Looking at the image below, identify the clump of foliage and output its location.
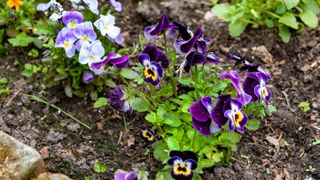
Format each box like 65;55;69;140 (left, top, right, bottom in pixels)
212;0;320;42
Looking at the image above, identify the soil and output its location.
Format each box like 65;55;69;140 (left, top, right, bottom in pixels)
0;0;319;179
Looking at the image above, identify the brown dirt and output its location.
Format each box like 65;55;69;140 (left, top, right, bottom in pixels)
0;0;319;179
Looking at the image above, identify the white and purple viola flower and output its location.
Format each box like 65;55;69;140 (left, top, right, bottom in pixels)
94;14;123;44
69;0;99;15
36;0;64;21
114;169;137;180
82;71;94;84
108;86;132;113
62;11;83;29
55;28;77;58
73;22;97;51
168;151;198;180
79;40;105;65
90;52;129;75
219;70;252;105
224;99;249;133
109;0;122;12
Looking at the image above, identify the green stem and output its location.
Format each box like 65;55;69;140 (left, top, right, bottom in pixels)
22;93;91;129
265;11;281;19
192;129;197;151
163;32;167;54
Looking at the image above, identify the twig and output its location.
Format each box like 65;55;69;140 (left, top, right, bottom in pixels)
281;91;295;112
6;87;23;106
22;93;91;129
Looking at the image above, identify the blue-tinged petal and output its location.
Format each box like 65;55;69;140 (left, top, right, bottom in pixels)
83;0;99;14
210;121;221;133
109;0;122;12
36;3;51;11
62;11;83;28
143;15;170;39
185;159;197;170
115;33;124;44
124;171;137;180
201;96;213;112
192;118;211;136
90;52;116;70
206;52;220;63
211;95;230;127
168;156;181;166
189;98;210;122
137;54;150;66
64;46;76;58
243;77;259;102
157;50;169;69
174;27;203;54
142;45;159;62
90;40;105;58
83;72;94;84
110;55;129;68
150;61;163;78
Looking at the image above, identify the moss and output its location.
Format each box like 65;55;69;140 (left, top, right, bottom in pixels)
0;143;17;164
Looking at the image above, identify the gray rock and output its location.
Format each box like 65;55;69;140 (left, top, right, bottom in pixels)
36;172;72;180
0;131;45;179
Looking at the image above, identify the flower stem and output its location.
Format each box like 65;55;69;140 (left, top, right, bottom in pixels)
192;129;197;151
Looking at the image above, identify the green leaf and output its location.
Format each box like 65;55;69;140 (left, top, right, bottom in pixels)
279;13;299;29
120;68;139;79
267;104;277;114
27;49;39;58
198;159;215;169
163;112;181;127
152;141;170;162
145;112;157;123
166;136;180;150
298;101;310;112
64;85;73;98
211;152;224;163
212;4;235;21
228;20;248;37
132;98;149;112
303;0;320;14
93;161;107;173
8;33;34;47
178;77;193;87
245;119;261;131
156;171;173;180
284;0;300;9
265;19;275;28
0;78;8;85
278;25;291;43
93;97;108;108
218;132;241;149
300;9;318;28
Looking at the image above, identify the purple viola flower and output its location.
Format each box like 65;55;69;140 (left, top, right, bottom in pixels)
141;128;157;143
224;99;249;133
90;52;129;73
109;0;122;12
108;86;132;113
138;45;169;69
83;72;94;84
206;52;220;63
174;27;203;54
114;169;137;180
189;96;222;136
144;14;172;40
83;0;99;14
219;70;252;105
138;54;163;86
229;53;249;66
168;151;198;180
73;22;97;51
182;50;220;74
211;94;231;129
62;11;83;28
79;40;105;65
243;72;271;106
55;28;77;58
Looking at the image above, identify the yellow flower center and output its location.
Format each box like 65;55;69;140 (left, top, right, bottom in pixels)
142;130;154;141
89;54;94;61
234;111;244;127
262;88;268;97
63;42;69;48
69;21;77;28
83;35;88;42
7;0;23;11
103;25;109;30
173;164;191;176
144;67;157;81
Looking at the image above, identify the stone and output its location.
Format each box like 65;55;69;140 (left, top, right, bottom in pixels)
0;131;46;179
36;172;72;180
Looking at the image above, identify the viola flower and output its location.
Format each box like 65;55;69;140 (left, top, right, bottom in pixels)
144;14;172;39
73;22;97;51
94;14;122;43
109;0;122;12
229;53;249;66
139;45;169;69
90;52;129;74
138;54;163;86
173;60;187;78
108;86;132;113
83;72;94;84
224;99;248;133
79;40;105;65
83;0;99;14
189;96;223;136
219;70;252;105
62;11;83;28
206;52;220;63
211;94;231;129
141;128;157;143
168;151;198;180
243;72;271;106
37;0;62;12
55;28;77;58
114;169;137;180
7;0;23;11
174;27;203;54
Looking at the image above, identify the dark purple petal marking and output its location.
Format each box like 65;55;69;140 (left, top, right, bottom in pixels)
189;98;210;122
192;118;211;136
137;53;150;66
110;55;129;68
211;95;230;127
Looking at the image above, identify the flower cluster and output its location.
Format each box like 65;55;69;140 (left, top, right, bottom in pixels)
53;10;127;76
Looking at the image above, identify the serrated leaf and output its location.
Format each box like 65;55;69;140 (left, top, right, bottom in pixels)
93;161;107;173
120;68;139;79
284;0;300;9
212;4;235;21
300;9;318;28
198;159;215;169
279;13;299;29
166;136;180;150
132;98;149;112
94;97;108;108
8;33;34;47
218;132;241;148
245;119;261;131
153;141;170;162
228;20;248;37
163;112;181;127
145;112;157;123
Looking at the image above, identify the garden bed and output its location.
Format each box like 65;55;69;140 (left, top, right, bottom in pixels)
0;0;319;179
